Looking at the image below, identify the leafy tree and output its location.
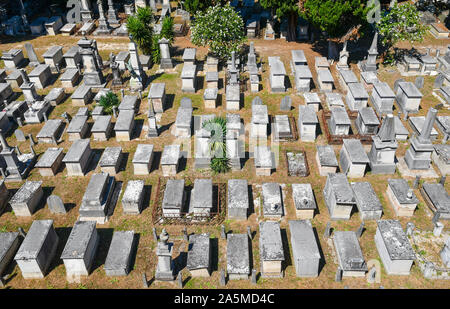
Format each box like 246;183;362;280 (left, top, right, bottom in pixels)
376;2;429;64
127;7;153;55
302;0;370;58
98;92;120;115
183;0;227;15
191;4;246;61
152;16;175;64
259;0;301;42
202;117;230;174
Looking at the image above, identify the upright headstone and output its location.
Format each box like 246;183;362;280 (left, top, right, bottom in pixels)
367;266;377;283
356;222;365;238
251;269;257;284
335;267;343;282
47;195;66;214
128;35;146;90
142;273;148;288
280;96;292;111
107;0;120;26
177;272;183;288
247;226;252;240
221;225;226;239
415;76;424;89
220;269;226;286
406;222;415;236
439;176;446;186
423;262;434;278
433;222;444;237
24;43;40;67
15;129;25;142
323;222;332;238
152;227;158;241
413;175;421;189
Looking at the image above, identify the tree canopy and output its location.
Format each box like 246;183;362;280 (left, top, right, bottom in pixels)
190;4;246;61
183;0;227;15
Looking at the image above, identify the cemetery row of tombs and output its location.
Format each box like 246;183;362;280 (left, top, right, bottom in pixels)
0;30;450;286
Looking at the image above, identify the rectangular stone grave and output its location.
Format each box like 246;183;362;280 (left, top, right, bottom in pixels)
269;57;286;93
44;88;65;106
394;116;409;140
162;179;185;218
340;139;370;178
174;106;192;137
0;232;20;276
323;173;355;220
44;16;63;35
226;84;240;111
115;51;130;70
28;64;52;89
181;63;197;93
286;152;308;177
0;181;9;215
206;55;219;72
204;88;218;109
421;183;450;220
3;100;28;121
329;106;351;135
62;139;93;176
161;144;180;176
182;48;196;64
429;22;449;39
386;179;419;217
114;110;135;141
294;66;312;93
408;116;438;141
396;82;423;114
419;54;438;75
132;144;154;175
273;115;292;142
292;183;316;219
289;220;321;277
333;231;367;277
104;231;135;276
298;105;318;141
375;220;415;275
432;144;450;176
227;179;249;220
227;234;250;280
187;233;211;277
5;70;23;88
76;107;89;117
325;92;344;108
0;83;13;103
262;183;283;219
36;119;63;144
71;85;93;106
35;147;64;177
316;145;338;176
251;104;269;138
360;71;379;89
60;23;77;36
24;100;51;124
60;68;80;88
148;83;166;113
14;220;59;279
315;56;329;71
99;146;123;175
346;83;369;111
351;181;383;220
92;106;104;121
78;22;95;35
317;69;334;92
79;173;116;224
91;115;113;141
2;49;25;69
61;221;98;279
42;46;63;71
206;71;219;89
190;179;213;216
9;181;43;217
67;116;89;141
254;146;273;176
259;221;284;278
119;95;139;114
339;69;358;91
355;107;380;135
371;82;395;115
122;180;145;215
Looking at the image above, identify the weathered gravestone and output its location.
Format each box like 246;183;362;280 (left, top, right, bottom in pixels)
47;195;66;214
15;129;25;142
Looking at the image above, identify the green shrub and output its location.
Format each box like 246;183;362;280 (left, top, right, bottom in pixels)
99;92;120;115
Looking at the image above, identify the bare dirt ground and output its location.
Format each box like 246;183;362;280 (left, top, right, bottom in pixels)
0;25;449;289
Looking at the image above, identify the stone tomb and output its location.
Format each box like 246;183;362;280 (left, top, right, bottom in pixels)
119;95;139;114
273;114;292;142
0;181;9;215
44;88;65;106
62;139;93;176
91;115;113;141
329;106;351;136
42;46;63;72
419;54;439;75
1;49;25;69
115;51;130;70
346;83;369;111
226;84;240;111
317;69;334;92
441;237;450;268
294;65;313;93
395;82;423;114
326;92;345;108
122;180;145;215
79;173;116;224
71;85;93;106
338;69;358;92
36;119;64;144
333;231;367;277
360;71;379;89
114;110;135;141
44;16;63;36
316;145;339;176
92;106;104;121
323;173;355;220
315;56;329;71
0;83;13;104
67;116;89;141
35;147;64;177
5;70;23;88
148;83;166;114
286;152;308;177
14;220;59;279
132;144;154;175
254;146;273;176
61;221;99;281
0;232;20;277
182;48;196;65
371;82;396;115
174;104;192;137
339;139;370;178
206;71;219;89
262;183;283;219
162;179;185;218
268;57;286;93
203;88;218;109
421;183;450;221
227;179;249;220
9;181;43;217
289;220;321;277
3;100;28;122
292;183;316;219
181;63;197;93
303;92;321;112
227;234;250;280
432;144;450;176
259;221;284;278
190;179;213;217
298;105;318;141
394;116;409;141
99;146;122;175
206;55;219;72
161;144;180;176
408;116;438;141
24;100;51;124
60;23;77;36
355;107;380;135
251;104;269;138
386;179;419;217
104;230;136;276
187;233;211;277
351;181;383;220
60;68;80;88
28;64;52;89
375;220;415;275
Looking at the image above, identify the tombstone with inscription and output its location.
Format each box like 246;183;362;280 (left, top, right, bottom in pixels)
386;179;419;217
